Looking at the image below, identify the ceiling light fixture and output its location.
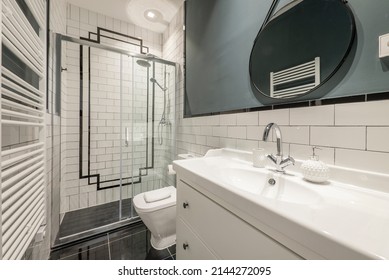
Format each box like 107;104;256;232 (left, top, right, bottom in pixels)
144;9;166;24
147;11;156;19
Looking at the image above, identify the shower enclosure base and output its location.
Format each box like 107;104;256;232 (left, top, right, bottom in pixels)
54;198;139;248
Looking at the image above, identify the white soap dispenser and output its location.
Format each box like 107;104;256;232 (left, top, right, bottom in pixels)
301;147;329;183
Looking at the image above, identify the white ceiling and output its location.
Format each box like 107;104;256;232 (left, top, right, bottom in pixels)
66;0;183;33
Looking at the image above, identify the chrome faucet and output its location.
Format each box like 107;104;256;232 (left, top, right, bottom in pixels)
262;123;295;172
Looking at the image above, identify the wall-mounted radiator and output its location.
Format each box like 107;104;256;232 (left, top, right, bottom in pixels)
1;0;46;260
270;57;320;99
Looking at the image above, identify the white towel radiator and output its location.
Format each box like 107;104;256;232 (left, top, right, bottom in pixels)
1;0;46;260
270;57;320;99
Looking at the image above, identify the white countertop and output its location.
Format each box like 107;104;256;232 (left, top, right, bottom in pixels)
173;148;389;259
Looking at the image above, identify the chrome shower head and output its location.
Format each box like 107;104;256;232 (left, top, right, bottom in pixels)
150;78;167;91
136;59;151;68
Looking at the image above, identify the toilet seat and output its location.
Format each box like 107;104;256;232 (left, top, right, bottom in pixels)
133;186;176;213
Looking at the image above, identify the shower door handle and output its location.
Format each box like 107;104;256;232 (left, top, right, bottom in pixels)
125;127;129;147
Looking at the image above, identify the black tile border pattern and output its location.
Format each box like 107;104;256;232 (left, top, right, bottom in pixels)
184;91;389;118
76;27;157;191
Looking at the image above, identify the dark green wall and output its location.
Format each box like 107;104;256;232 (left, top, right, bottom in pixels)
185;0;389;116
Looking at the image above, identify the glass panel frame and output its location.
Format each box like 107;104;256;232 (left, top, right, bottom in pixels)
52;33;176;247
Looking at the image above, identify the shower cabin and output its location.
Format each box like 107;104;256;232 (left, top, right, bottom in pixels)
52;33;176;247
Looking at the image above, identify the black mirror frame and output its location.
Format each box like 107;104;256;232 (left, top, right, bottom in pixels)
249;0;357;105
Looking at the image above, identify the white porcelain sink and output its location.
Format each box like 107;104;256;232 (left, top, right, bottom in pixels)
173;148;389;259
216;167;323;205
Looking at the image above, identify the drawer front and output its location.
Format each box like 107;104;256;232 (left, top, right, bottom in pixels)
176;218;217;260
177;180;302;260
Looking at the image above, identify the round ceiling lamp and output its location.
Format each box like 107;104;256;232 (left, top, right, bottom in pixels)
127;0;182;33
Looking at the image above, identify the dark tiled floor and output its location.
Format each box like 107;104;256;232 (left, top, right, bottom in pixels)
50;222;176;260
57;198;133;240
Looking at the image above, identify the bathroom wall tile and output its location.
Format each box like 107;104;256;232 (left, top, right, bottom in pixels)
177;142;190;154
258;108;289;125
181;134;194;144
67;19;79;29
219;137;237;149
192;115;218;126
88;11;97;26
228;126;247;139
367;127;389;152
258;141;278;154
190;143;202;155
207;136;220;147
128;23;135;36
213;126;228;137
311;126;366;150
105;189;113;203
220;114;237;126
70;5;79;21
247;126;266;141
236;139;259;152
192;126;202;135
106;17;114;30
97;14;106;27
258;140;288;157
200;126;212;136
97;190;106;205
335;149;389;174
335;100;389;126
63;186;79;196
280;126;310;145
69;194;79;211
290;105;334;125
67;26;79;37
120;22;128;35
80;193;88;209
207;115;220;126
135;25;142;38
195;135;207;145
200;145;211;156
290;144;335;165
60;196;70;214
114;19;121;32
237;112;259;126
79;8;89;24
112;188;121;201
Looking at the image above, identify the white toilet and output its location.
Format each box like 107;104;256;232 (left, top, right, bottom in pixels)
133;186;176;250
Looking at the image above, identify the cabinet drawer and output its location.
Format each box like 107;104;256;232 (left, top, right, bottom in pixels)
177;180;302;260
177;218;217;260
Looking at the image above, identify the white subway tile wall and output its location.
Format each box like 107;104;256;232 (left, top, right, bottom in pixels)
367;127;389;153
258;109;289;125
290;105;334;126
335;100;389;126
60;4;175;214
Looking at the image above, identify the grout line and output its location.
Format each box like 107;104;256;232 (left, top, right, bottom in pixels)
107;233;111;260
167;246;172;258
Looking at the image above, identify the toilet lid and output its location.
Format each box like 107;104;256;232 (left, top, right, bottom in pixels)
133;186;176;213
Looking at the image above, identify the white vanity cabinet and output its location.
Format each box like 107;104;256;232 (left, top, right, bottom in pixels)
176;179;302;260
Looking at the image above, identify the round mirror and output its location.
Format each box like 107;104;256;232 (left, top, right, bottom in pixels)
249;0;356;102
